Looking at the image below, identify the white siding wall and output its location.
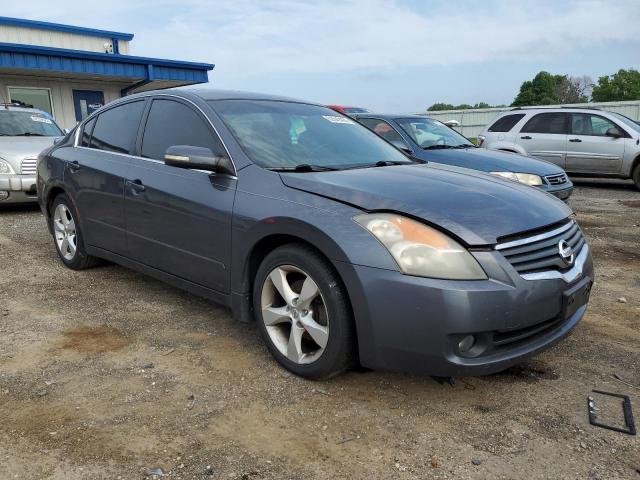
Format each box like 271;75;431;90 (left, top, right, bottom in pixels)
0;75;127;128
0;25;130;54
424;101;640;138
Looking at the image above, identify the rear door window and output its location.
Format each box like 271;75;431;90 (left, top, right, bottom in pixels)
140;99;225;160
89;101;145;153
488;114;525;132
520;113;568;134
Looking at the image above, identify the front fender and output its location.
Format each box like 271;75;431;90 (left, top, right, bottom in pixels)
486;141;528;156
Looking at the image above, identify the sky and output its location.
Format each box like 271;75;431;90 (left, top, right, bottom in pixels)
3;0;640;111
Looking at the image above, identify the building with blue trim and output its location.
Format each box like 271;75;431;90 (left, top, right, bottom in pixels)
0;16;214;128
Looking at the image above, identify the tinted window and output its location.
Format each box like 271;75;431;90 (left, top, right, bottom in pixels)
488;114;525;132
81;117;96;147
90;101;145;153
212;100;411;169
358;118;408;146
570;113;617;136
141;99;225;160
521;113;567;134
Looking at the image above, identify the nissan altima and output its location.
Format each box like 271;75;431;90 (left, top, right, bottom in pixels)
37;90;593;379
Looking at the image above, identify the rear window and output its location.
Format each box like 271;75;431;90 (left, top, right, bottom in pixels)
488;114;525;132
521;112;568;134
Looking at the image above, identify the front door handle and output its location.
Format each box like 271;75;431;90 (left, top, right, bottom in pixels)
126;179;146;194
569;138;582;143
520;135;532;140
68;160;81;172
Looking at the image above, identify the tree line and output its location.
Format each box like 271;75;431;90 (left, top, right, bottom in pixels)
427;68;640;111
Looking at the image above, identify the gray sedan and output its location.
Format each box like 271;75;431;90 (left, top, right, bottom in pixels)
37;89;593;379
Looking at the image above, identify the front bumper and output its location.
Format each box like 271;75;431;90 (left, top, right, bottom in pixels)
0;174;38;204
335;245;593;377
543;183;573;202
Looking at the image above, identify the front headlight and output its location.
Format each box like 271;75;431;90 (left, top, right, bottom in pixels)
0;158;15;174
490;171;543;186
354;213;487;280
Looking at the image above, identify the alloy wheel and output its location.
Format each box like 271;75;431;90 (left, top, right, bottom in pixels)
53;203;77;261
260;265;329;364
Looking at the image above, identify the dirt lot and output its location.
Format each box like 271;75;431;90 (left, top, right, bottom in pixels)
1;179;639;479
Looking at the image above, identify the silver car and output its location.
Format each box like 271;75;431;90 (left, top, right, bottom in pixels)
0;104;63;204
477;107;640;190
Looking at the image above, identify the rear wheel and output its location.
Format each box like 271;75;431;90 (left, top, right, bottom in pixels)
253;244;355;379
50;194;99;270
633;164;640;191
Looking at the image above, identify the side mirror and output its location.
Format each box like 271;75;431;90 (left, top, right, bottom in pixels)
63;128;70;134
606;127;622;138
390;139;411;153
164;145;232;174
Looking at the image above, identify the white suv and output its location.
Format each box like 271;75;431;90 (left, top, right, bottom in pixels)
477;108;640;190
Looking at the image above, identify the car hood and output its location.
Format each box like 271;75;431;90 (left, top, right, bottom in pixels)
280;163;572;245
0;137;58;166
417;147;564;176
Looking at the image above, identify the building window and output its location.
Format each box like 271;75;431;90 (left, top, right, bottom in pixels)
8;87;54;118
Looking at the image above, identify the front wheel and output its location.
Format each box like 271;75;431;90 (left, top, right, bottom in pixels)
253;244;355;379
50;194;99;270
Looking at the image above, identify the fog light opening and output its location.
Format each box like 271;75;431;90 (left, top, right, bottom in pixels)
0;191;9;201
458;335;476;353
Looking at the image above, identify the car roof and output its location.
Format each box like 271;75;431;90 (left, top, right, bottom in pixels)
128;88;316;105
0;104;48;114
351;113;433;121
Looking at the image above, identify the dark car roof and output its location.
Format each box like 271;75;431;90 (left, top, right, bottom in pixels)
352;113;430;120
129;88;315;105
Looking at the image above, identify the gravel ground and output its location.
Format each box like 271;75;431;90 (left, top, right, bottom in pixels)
0;178;639;479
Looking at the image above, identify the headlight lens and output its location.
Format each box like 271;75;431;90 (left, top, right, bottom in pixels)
490;171;543;186
354;213;487;280
0;158;14;174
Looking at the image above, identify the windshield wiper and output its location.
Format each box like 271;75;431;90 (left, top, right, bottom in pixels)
453;143;475;148
423;144;455;150
268;164;340;172
14;132;45;136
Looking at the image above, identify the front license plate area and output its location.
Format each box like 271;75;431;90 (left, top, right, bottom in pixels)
563;277;592;320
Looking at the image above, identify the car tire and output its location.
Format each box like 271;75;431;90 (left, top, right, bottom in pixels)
633;164;640;191
253;244;356;379
50;193;100;270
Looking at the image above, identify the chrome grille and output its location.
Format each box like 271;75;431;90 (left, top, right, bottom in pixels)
496;221;585;274
20;157;37;175
545;173;568;186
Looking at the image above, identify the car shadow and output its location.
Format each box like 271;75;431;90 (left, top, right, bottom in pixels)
570;177;636;191
0;203;41;214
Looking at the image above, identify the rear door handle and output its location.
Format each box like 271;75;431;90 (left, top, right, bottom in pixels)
520;135;532;140
126;179;146;194
569;138;582;143
68;160;81;172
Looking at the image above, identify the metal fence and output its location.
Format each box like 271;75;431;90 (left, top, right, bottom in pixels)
422;100;640;138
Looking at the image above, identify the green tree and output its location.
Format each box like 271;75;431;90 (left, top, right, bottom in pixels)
511;71;565;106
427;102;497;111
427;103;455;111
592;69;640;102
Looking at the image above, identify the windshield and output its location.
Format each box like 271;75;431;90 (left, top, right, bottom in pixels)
396;117;473;149
0;110;63;136
211;100;412;169
610;112;640;133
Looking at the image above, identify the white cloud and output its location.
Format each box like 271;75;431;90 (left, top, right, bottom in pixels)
3;0;640;85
